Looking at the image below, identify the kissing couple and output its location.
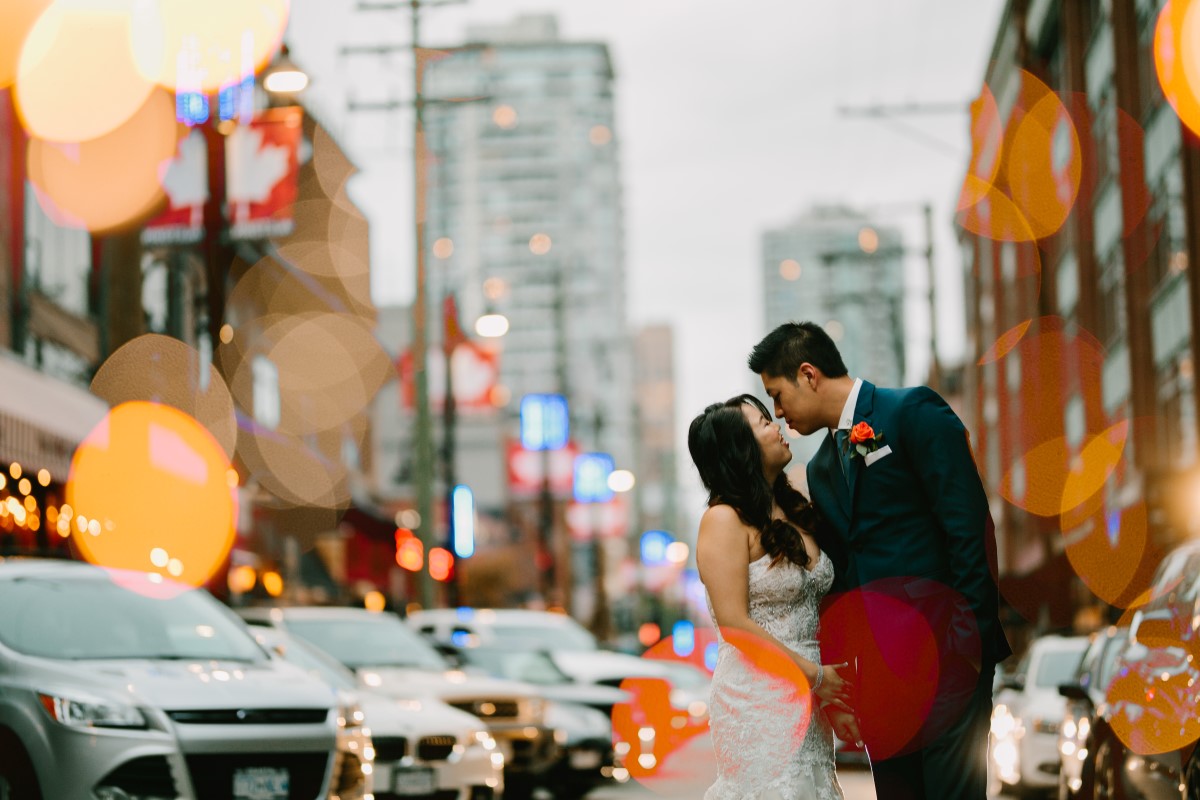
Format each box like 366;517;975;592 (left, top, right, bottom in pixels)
690;321;1011;800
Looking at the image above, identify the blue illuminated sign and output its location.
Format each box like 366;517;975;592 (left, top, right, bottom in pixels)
520;393;569;451
573;452;614;503
704;642;719;672
451;484;475;558
640;530;674;566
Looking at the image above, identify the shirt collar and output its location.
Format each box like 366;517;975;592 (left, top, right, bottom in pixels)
835;378;863;431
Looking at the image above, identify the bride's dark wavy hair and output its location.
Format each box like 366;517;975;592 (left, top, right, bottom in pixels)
687;394;821;568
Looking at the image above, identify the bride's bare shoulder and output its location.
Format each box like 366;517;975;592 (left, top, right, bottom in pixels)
700;503;749;530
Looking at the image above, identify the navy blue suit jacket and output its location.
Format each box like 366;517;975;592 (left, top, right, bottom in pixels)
807;381;1012;668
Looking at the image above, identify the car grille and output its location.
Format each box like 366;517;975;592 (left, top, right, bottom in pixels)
167;708;330;725
417;735;457;761
97;755;177;798
448;699;520;720
372;736;408;762
185;753;328;799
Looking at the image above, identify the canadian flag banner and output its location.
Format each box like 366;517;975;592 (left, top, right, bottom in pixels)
142;128;207;245
565;495;629;542
226;105;302;240
507;439;578;497
397;340;499;412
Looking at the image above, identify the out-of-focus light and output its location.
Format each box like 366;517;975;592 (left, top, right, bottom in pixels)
704;642;719;671
219;324;234;344
167;558;183;577
574;452;615;503
429;547;453;582
520;394;569;451
36;469;50;487
433;237;454;259
665;541;689;565
22;496;36;513
641;530;673;566
150;548;169;568
858;227;879;254
396;538;424;572
475;314;509;338
395;509;421;529
17;478;31;496
825;320;845;343
607;469;635;493
227;565;256;594
529;233;552;255
263;67;307;95
0;474;5;491
492;105;517;129
0;0;53;90
672;620;696;657
262;571;284;597
9;463;22;479
589;124;612;145
483;277;508;300
779;259;802;280
364;590;386;613
638;622;661;647
226;469;240;488
451;484;475;558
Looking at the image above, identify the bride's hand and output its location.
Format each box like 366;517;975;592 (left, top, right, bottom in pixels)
813;662;852;707
824;705;863;748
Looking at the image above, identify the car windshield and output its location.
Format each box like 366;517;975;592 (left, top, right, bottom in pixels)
0;573;265;662
464;647;573;685
287;616;448;671
491;622;597;652
1034;648;1086;688
1097;631;1130;690
277;636;358;692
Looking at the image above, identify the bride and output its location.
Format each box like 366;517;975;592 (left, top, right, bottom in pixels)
689;394;858;800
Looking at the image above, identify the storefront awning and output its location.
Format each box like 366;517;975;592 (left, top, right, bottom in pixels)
0;352;108;478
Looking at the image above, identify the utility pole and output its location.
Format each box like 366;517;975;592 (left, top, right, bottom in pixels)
923;202;942;392
347;0;467;610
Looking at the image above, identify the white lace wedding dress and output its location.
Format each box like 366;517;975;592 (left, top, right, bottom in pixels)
704;549;844;800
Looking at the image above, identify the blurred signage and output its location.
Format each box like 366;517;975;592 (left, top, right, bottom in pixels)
507;439;578;497
640;530;674;566
397;341;499;412
451;484;475;558
566;494;628;542
573;452;614;503
226;105;302;240
520;393;569;451
142;129;207;246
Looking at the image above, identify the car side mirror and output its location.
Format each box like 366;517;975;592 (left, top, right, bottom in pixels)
997;674;1025;692
1058;683;1090;703
433;642;465;667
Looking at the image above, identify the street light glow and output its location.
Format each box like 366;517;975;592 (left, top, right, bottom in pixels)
607;469;635;493
263;69;309;95
475;313;509;338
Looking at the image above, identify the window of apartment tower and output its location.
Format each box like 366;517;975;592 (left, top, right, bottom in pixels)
1157;354;1197;469
1097;248;1125;347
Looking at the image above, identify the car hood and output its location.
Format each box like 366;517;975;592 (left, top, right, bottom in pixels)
35;657;337;711
358;691;481;737
528;682;628;707
356;666;538;701
550;650;668;684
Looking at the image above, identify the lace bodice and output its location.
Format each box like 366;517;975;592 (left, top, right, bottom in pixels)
703;550;844;800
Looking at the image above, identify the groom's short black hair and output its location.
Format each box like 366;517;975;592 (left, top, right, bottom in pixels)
748;322;849;381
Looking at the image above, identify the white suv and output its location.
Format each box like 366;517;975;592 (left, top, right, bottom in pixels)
0;560;342;800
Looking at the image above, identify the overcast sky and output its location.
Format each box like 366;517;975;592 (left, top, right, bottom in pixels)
289;0;1006;506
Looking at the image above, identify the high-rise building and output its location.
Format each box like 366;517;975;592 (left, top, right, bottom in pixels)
421;14;633;468
760;205;907;463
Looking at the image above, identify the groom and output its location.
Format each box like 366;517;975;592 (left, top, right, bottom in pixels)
748;321;1010;800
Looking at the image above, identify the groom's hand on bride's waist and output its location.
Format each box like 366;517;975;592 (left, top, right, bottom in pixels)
813;661;853;708
822;704;864;749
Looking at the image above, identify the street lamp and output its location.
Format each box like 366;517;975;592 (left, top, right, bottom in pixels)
474;313;509;338
262;46;309;95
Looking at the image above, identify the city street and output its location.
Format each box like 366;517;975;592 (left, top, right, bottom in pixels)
590;734;879;799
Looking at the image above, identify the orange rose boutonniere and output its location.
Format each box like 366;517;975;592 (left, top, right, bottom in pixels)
845;421;885;461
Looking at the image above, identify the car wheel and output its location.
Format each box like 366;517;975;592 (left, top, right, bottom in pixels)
1094;739;1123;800
0;732;42;800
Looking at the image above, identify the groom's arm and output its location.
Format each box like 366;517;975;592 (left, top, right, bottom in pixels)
900;387;997;662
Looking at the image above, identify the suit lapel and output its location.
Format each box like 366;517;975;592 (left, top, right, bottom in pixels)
846;381;876;521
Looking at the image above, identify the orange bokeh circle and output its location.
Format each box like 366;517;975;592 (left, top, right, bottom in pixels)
66;401;238;588
26;88;181;234
16;0;156;143
0;0;53;90
1154;0;1200;137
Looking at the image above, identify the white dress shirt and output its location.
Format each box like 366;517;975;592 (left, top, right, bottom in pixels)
833;377;863;434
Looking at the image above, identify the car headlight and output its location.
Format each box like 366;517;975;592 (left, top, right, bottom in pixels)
466;729;497;751
990;703;1016;739
338;702;366;730
38;692;146;729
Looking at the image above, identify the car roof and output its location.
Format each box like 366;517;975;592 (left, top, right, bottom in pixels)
271;606;403;621
0;557;114;579
409;608;583;627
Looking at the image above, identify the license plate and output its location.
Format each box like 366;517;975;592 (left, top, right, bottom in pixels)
569;749;602;769
233;767;289;800
393;766;436;796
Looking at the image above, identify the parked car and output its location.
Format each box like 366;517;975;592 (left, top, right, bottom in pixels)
0;560;342;800
240;606;559;799
455;645;626;798
408;607;599;653
1055;625;1130;800
990;633;1089;797
256;627;505;800
1087;540;1200;800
